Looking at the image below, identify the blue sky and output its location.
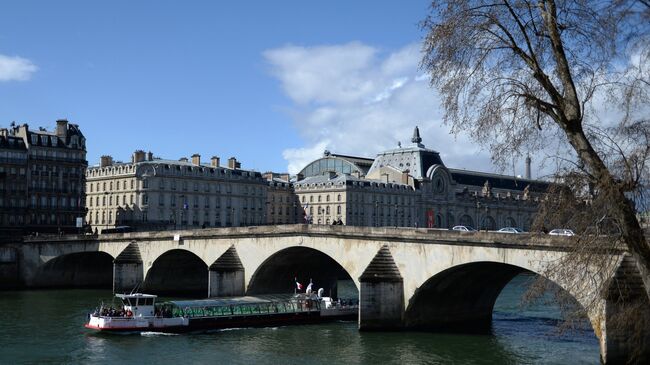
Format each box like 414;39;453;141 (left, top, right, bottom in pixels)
0;0;510;175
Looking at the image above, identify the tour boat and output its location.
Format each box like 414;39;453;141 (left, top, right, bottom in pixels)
85;292;358;333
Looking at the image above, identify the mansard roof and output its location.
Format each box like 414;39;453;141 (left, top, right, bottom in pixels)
449;168;549;192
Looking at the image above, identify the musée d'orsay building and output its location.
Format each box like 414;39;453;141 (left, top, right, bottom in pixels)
85;126;548;233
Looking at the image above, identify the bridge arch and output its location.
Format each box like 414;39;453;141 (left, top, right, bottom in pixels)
32;251;114;288
142;248;208;296
403;261;595;336
247;246;358;298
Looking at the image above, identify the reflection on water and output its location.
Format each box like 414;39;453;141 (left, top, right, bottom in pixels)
0;274;599;364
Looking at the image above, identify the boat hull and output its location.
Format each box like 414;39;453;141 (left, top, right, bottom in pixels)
85;311;356;334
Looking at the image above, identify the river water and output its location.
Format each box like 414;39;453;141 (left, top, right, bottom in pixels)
0;274;599;364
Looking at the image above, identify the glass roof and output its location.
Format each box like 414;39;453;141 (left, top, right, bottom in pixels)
168;294;294;308
299;157;360;177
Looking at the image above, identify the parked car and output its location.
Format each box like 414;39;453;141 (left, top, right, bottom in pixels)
452;225;476;232
497;227;524;234
548;228;575;236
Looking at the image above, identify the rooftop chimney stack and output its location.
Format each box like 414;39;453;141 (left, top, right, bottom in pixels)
179;157;189;162
525;154;531;179
191;153;201;166
132;150;146;164
211;156;220;167
228;157;240;169
100;155;113;167
56;119;68;138
147;151;153;161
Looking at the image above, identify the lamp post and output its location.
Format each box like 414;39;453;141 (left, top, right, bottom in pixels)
104;191;109;231
394;204;398;228
475;200;480;230
374;201;379;227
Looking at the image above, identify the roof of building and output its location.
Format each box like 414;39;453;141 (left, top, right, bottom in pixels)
298;152;374;178
0;135;27;150
295;172;414;190
449;168;549;192
368;127;444;179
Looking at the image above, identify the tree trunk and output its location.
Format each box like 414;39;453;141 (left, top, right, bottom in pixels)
565;125;650;300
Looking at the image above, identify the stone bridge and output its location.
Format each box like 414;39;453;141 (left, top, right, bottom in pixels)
2;225;648;364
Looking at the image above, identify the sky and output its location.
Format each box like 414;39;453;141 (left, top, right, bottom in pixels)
0;0;533;177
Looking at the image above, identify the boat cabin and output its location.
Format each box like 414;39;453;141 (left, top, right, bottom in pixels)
115;293;157;318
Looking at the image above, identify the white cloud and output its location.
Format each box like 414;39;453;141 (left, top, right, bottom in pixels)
0;54;37;81
265;42;501;175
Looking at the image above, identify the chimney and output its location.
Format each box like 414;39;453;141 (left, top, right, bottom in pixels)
147;151;153;161
179;157;189;162
132;150;146;164
0;128;7;138
56;119;68;138
100;155;113;167
191;153;201;166
401;171;410;185
525;154;531;179
228;157;240;169
281;173;290;182
211;156;220;167
262;172;274;181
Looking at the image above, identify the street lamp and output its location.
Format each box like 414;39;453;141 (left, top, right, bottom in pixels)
394;204;398;228
475;200;481;230
374;201;379;227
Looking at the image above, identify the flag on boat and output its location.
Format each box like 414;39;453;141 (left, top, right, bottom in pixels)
295;279;303;290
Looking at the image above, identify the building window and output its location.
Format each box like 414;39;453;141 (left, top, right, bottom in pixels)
337;205;341;214
337;194;341;202
326;195;330;202
326;206;330;214
142;194;148;205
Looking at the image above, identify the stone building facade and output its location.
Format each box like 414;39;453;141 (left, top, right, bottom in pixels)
263;172;299;225
0;120;87;234
86;152;267;232
290;127;547;230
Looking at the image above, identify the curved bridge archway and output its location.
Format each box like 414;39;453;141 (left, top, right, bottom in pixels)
404;262;593;335
247;246;357;298
32;252;113;288
143;249;208;296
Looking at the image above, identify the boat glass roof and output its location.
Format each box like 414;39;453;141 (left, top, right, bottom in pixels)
168;295;294;308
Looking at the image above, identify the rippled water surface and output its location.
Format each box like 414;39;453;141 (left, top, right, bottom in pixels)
0;275;599;364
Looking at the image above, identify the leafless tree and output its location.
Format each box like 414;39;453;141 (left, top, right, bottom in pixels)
422;0;650;307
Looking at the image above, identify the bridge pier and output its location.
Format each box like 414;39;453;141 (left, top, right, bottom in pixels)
208;246;245;297
358;246;404;330
598;299;650;364
113;243;143;293
598;256;650;364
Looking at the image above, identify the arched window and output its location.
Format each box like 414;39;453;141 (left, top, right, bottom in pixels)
459;214;474;228
326;195;330;202
337;194;341;202
318;195;322;202
337;205;341;214
326;206;330;214
310;196;314;203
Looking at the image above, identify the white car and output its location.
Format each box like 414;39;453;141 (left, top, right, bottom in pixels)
548;229;575;236
497;227;523;234
452;225;476;232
